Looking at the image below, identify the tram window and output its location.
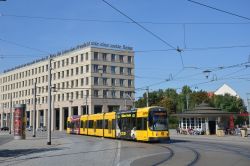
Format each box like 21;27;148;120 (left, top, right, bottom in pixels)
81;120;84;128
117;118;122;129
143;118;147;130
88;120;93;128
108;120;112;129
104;120;108;129
137;118;147;130
112;119;116;130
131;117;136;129
96;120;103;129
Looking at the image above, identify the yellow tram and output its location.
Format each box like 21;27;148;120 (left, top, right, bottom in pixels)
67;106;169;142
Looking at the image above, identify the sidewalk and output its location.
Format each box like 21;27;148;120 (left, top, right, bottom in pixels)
169;129;250;146
0;131;69;166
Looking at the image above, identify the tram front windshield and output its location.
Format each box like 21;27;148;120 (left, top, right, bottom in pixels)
149;110;168;131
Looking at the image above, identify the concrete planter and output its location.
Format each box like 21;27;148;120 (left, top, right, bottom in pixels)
216;129;225;137
240;129;248;137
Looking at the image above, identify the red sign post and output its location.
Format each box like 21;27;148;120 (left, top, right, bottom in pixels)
14;104;26;140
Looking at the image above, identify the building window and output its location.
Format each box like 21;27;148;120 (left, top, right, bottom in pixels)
81;91;84;98
111;90;116;98
94;52;98;60
103;90;108;98
120;91;124;99
81;66;84;74
120;79;124;86
111;66;116;74
58;94;60;101
103;65;107;73
94;90;99;97
71;69;74;76
102;53;107;61
62;71;64;78
81;54;84;61
76;67;79;75
119;55;123;62
120;67;123;75
128;80;132;87
62;60;65;67
86;52;88;60
93;65;99;73
76;91;79;99
103;78;107;85
86;77;89;85
71;80;74;87
71;57;74;64
86;65;89;73
57;61;60;68
86;90;89;97
128;56;132;63
111;54;115;62
66;70;69;77
128;68;132;75
94;77;98;85
111;78;115;86
75;79;78;87
66;58;69;65
75;55;78;63
66;93;69;100
81;78;84;86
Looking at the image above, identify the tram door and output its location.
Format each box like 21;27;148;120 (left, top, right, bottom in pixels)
118;112;136;140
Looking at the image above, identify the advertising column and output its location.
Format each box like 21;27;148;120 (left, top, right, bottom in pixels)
14;104;26;140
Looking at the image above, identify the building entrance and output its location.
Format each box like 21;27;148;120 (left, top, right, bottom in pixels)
209;121;216;135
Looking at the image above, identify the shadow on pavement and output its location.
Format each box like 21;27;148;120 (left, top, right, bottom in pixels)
0;147;62;158
152;139;190;144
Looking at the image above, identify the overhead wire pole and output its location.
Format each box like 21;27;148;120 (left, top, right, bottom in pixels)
47;56;52;145
32;81;37;137
146;86;149;107
9;93;12;134
247;93;250;126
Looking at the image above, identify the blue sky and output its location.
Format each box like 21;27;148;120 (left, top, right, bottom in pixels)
0;0;250;104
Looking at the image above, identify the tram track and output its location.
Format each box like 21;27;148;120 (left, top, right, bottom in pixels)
153;142;200;166
152;145;174;166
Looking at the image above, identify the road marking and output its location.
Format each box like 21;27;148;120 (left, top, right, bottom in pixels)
118;151;171;166
116;140;121;166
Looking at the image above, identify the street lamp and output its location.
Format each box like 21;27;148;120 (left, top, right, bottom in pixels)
203;70;211;79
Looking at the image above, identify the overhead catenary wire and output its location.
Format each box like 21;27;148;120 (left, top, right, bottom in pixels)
187;0;250;21
0;37;50;54
2;13;250;25
101;0;177;50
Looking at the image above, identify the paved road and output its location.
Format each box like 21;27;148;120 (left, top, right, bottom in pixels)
0;130;250;166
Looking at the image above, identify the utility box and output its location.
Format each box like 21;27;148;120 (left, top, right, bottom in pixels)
14;104;26;140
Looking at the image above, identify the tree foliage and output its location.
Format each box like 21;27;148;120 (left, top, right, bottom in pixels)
135;86;246;114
